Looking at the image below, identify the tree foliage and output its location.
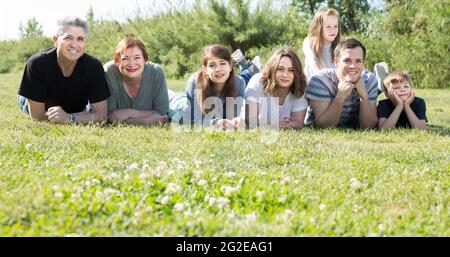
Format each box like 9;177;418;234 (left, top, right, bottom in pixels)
0;0;448;88
359;0;449;88
18;17;44;39
291;0;370;33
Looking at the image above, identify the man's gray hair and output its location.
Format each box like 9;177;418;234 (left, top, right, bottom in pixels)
56;16;89;38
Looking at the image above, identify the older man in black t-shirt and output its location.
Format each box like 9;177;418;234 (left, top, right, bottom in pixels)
18;16;110;124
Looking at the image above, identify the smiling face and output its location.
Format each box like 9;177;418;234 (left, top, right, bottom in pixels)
204;55;232;86
335;47;364;83
53;25;86;62
275;56;294;89
322;15;339;43
117;46;145;80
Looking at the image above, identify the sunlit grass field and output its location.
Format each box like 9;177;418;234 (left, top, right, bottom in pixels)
0;72;448;236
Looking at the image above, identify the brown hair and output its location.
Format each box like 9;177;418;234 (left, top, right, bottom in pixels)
196;44;236;114
307;8;341;65
383;71;412;92
334;38;366;61
114;37;149;64
261;48;307;98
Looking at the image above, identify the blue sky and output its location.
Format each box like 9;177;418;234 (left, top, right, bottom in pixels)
1;0;385;40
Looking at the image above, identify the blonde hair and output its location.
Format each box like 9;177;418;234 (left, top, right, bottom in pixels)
383;71;412;92
261;48;307;98
307;8;341;66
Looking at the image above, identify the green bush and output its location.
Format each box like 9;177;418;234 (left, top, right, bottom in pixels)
0;36;51;73
359;0;449;88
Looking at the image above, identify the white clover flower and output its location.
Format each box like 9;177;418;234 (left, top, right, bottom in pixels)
138;173;149;180
306;195;320;201
283;209;295;220
91;178;100;184
160;195;171;205
104;188;120;196
71;192;80;200
245;212;257;222
173;203;184;212
175;160;187;170
153;161;167;177
25;144;32;150
104;172;118;180
281;175;291;185
216;197;230;209
207;197;216;206
223;186;239;196
294;179;300;185
127;163;139;171
349;178;363;189
378;224;385;232
226;172;237;178
54;192;63;198
227;212;236;219
256;191;265;199
193;170;204;178
165;183;181;194
197;179;207;187
319;203;327;211
276;209;295;222
134;211;142;219
277;196;287;203
184;209;193;217
142;163;149;170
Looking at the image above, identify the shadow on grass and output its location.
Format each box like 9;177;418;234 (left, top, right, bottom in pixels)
428;124;450;137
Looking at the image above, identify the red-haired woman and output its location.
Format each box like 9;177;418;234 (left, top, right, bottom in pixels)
105;36;168;125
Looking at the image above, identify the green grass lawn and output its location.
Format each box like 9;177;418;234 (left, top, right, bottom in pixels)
0;72;448;236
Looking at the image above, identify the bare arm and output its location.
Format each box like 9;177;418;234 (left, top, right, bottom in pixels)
403;91;426;130
355;79;378;129
109;109;159;122
74;100;108;124
358;97;378;129
378;92;403;130
27;99;48;121
403;106;426;130
126;112;168;125
44;100;107;124
280;110;306;129
310;79;355;128
378;106;403;129
310;98;345;128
